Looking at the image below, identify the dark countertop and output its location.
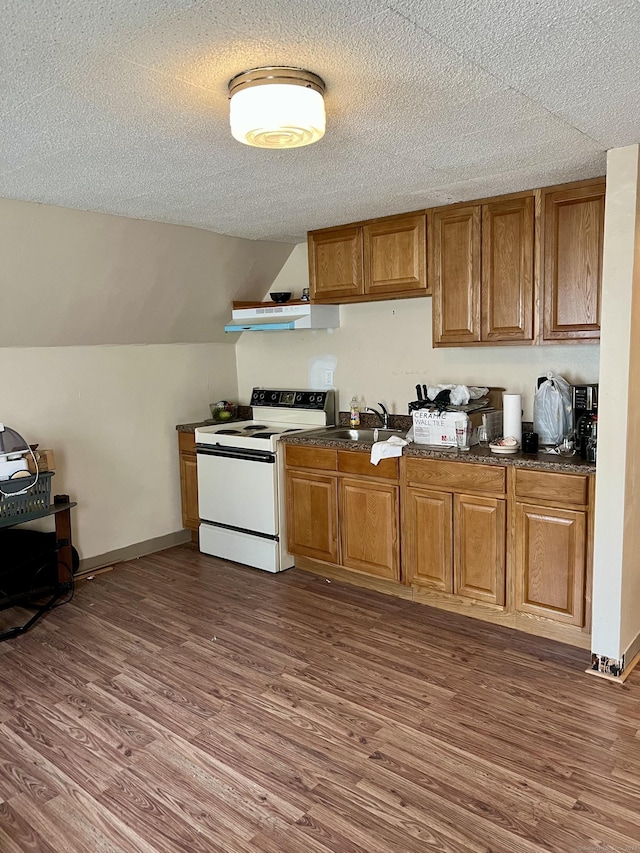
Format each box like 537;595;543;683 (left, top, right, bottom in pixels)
404;443;595;474
176;420;215;433
281;430;596;475
176;406;252;433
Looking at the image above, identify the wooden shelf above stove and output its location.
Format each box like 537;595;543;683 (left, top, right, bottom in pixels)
231;300;308;310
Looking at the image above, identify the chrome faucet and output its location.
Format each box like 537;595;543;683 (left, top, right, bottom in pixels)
365;403;390;429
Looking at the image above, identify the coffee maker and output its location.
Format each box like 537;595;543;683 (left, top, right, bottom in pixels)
572;384;598;459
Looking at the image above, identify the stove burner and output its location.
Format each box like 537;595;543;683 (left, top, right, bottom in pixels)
283;428;303;433
251;431;277;438
215;429;242;435
243;424;267;431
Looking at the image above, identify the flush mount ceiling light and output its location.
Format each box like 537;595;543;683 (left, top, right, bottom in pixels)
228;66;326;149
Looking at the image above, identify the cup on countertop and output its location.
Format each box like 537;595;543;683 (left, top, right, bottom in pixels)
455;419;471;452
522;431;539;454
558;434;576;456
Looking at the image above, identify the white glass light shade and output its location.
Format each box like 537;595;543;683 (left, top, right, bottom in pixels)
229;82;325;149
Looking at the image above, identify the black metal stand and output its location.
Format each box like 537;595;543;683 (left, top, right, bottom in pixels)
0;500;77;643
0;581;73;642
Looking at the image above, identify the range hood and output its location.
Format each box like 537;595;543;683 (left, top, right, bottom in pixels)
225;301;339;333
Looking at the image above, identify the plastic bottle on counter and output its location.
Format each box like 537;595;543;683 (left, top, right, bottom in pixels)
350;397;360;428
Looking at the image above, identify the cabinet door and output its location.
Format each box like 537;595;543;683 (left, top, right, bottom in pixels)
482;196;534;342
179;452;200;532
363;214;427;297
339;478;399;580
403;487;453;592
309;227;363;302
542;180;605;341
285;471;339;563
431;206;481;345
454;494;506;605
515;503;586;626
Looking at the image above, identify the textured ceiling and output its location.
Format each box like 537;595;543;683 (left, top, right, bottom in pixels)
0;0;633;242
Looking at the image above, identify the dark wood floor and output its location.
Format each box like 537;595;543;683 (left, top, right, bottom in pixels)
0;543;639;852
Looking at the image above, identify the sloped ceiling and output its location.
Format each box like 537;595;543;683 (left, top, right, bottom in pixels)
1;0;635;242
0;197;292;346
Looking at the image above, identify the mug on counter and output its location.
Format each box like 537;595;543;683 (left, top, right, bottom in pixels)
522;431;539;454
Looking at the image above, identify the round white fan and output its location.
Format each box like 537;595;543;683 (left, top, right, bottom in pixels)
0;423;38;496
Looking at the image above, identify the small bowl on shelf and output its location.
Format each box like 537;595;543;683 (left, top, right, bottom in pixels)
269;292;292;303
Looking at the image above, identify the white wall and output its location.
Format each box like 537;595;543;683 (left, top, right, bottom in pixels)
240;243;600;418
1;343;236;560
592;144;640;661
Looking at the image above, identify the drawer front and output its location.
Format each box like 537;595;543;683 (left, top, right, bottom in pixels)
285;445;337;471
338;450;398;480
405;458;505;494
515;469;588;506
179;431;196;454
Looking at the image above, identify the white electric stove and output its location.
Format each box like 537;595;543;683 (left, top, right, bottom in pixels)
195;388;334;572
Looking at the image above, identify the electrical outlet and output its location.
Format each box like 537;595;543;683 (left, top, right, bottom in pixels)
324;369;334;386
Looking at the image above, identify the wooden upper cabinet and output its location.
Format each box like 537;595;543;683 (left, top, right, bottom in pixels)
310;214;428;304
482;196;534;342
431;194;535;347
363;214;427;297
431;205;482;345
308;177;602;338
309;226;363;302
542;180;605;342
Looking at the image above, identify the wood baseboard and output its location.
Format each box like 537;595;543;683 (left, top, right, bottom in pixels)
295;557;413;599
78;529;191;574
75;565;114;581
585;649;640;683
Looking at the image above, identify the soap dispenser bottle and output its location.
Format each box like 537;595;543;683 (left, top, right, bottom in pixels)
350;396;360;428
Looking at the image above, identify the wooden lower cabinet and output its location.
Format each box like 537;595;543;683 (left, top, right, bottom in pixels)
287;448;594;645
339;478;399;580
514;502;586;626
285;470;339;564
403;487;453;592
285;446;400;580
403;487;505;605
178;431;199;542
454;494;506;605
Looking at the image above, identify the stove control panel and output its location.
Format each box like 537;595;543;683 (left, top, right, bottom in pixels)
250;388;334;411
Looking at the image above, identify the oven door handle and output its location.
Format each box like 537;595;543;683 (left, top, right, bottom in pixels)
196;445;276;463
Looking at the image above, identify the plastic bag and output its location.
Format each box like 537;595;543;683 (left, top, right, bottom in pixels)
533;374;573;446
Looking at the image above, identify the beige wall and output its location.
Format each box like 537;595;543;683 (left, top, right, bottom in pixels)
0;196;294;562
239;243;600;419
592;144;640;661
1;343;236;560
0;197;292;347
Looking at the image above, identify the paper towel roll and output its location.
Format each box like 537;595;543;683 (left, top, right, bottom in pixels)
503;394;522;444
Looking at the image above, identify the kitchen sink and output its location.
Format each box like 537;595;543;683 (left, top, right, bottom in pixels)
318;427;406;442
